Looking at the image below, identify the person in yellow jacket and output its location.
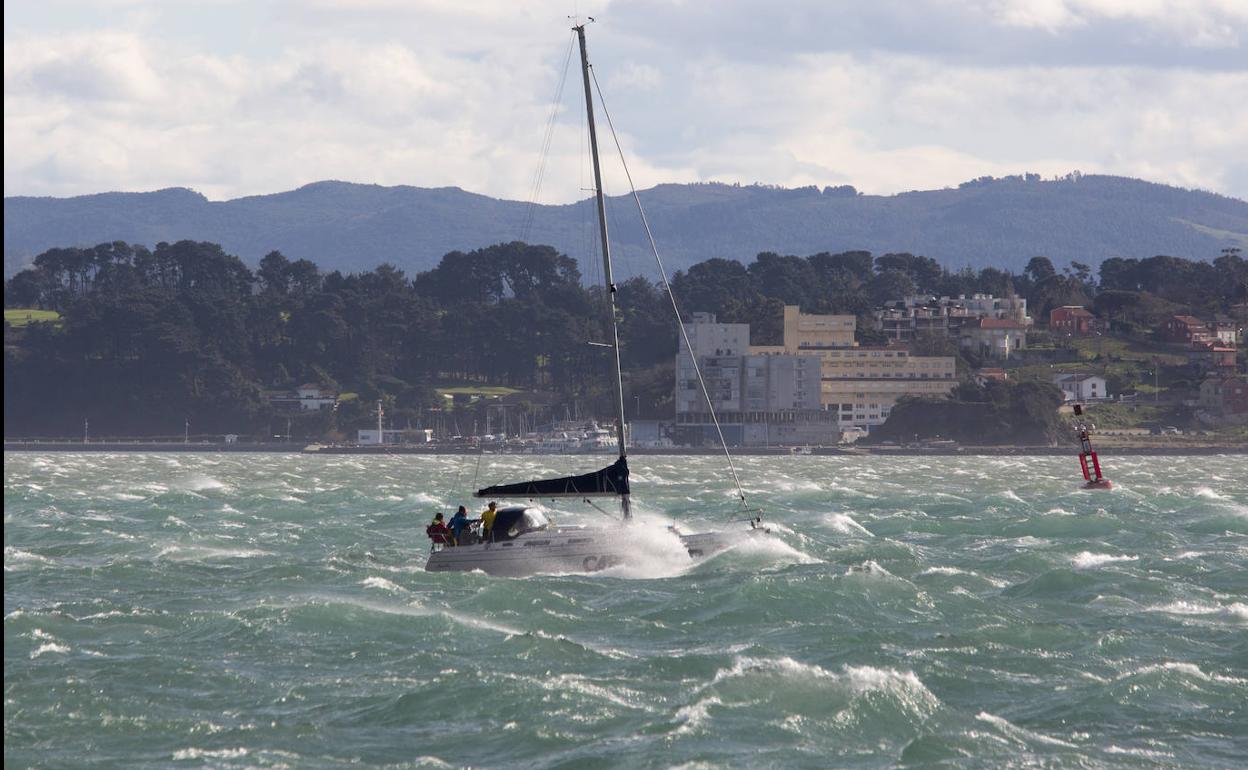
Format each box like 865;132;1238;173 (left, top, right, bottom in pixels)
480;501;498;541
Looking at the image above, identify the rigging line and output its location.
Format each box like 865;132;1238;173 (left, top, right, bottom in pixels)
450;450;472;501
582;497;620;521
521;33;577;242
471;440;486;496
589;68;748;508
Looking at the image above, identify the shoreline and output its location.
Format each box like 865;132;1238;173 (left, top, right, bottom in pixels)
5;441;1246;456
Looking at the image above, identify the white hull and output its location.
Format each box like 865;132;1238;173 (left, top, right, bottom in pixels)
425;523;759;577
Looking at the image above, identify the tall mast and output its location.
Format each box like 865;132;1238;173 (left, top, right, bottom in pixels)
575;27;628;453
575;22;630;518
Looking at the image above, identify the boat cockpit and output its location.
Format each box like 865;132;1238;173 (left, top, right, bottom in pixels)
492;507;551;541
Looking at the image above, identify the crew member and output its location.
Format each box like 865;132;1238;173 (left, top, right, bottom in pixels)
480;501;498;541
426;512;452;546
448;505;478;545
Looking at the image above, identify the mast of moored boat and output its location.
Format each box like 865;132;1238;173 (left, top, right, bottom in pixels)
575;22;630;519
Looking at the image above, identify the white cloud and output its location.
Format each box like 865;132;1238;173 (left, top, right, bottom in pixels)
4;1;1247;202
990;0;1248;46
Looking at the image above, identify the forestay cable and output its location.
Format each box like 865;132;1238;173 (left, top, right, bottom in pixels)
588;67;749;509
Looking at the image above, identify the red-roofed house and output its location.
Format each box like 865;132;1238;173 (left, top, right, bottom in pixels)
1050;306;1096;336
1187;342;1237;375
960;318;1028;359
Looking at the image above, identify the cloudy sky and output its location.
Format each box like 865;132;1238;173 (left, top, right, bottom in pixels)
5;0;1247;202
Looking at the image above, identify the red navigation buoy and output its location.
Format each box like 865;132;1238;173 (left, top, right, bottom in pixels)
1074;404;1112;490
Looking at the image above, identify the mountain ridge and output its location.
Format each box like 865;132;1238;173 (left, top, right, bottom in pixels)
6;175;1247;279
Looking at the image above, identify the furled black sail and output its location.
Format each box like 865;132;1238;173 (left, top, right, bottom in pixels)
474;456;629;498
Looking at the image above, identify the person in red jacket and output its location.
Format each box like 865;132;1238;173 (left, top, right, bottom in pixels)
426;512;453;546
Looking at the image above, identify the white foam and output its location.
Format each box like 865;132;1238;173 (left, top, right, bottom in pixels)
31;642;70;658
1042;507;1075;516
708;656;939;711
725;532;819;566
179;475;227;492
1071;552;1138;569
1105;745;1175;760
1148;600;1221;616
4;547;51;570
361;576;406;593
1120;661;1247;684
597;524;696;579
673;696;722;734
976;711;1079;748
844;559;894;577
917;566;1007;587
774;479;822;492
172;747;249;760
1011;536;1049;549
1144;600;1247;622
541;673;656;713
157;545;272;561
824;513;873;536
919;566;968;577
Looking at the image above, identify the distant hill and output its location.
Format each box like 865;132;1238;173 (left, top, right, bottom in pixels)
6;175;1247;279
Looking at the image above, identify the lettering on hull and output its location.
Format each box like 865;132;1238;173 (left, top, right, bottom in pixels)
582;554;622;572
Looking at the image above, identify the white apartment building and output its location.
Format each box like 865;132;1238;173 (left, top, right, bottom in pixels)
678;306;958;435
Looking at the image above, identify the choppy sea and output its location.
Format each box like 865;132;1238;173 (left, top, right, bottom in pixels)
5;452;1247;769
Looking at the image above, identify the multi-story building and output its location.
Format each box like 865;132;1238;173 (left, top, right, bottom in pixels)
1050;306;1097;336
960;318;1029;359
750;305;857;353
1210;316;1240;347
961;293;1030;324
679;306;957;435
875;294;1030;342
1161;315;1213;346
1187;342;1237;376
1198;375;1248;424
681;312;750;357
818;347;957;427
675;312;839;446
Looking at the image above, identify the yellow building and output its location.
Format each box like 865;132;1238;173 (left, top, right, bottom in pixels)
819;348;957;427
751;305;857;354
750;305;957;429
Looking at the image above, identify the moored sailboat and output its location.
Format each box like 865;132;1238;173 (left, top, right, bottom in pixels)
425;22;766;576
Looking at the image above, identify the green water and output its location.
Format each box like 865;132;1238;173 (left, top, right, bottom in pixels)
5;452;1246;769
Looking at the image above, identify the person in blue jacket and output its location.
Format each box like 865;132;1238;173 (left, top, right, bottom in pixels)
447;505;479;545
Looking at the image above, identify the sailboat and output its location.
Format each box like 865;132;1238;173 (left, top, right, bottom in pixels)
425;22;766;576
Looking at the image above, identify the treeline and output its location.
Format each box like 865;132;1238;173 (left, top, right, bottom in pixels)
866;380;1065;446
4;240;1245;437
